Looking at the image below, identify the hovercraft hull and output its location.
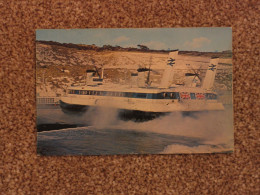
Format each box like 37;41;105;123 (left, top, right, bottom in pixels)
59;100;88;114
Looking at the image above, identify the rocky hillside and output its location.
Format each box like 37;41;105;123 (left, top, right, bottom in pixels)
36;41;232;99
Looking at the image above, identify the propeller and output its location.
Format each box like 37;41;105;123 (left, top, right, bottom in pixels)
94;66;101;78
86;57;104;78
136;57;158;86
185;64;203;86
137;67;149;72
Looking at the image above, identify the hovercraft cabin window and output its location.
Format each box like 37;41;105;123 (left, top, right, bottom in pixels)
150;92;180;99
190;93;196;99
125;92;133;97
206;93;217;99
135;93;147;98
68;90;181;100
73;90;79;94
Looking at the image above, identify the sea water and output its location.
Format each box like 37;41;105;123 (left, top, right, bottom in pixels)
37;106;233;156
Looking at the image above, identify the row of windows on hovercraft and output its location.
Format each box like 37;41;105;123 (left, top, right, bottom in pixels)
68;90;217;100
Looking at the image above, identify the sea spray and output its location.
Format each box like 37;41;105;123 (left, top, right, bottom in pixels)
37;105;233;154
82;107;120;128
102;106;234;150
37;106;233;147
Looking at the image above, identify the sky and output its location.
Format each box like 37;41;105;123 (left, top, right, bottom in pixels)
36;28;232;52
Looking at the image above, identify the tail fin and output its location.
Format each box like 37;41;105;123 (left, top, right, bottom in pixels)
202;58;219;90
159;51;178;88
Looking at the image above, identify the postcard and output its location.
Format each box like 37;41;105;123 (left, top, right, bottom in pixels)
36;28;233;155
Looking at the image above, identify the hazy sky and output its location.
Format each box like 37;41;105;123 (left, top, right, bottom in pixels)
36;28;232;52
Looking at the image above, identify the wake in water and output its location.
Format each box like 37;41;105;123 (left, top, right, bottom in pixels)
37;105;234;154
79;105;234;154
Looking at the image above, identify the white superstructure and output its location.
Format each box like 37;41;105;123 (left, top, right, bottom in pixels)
60;51;224;116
